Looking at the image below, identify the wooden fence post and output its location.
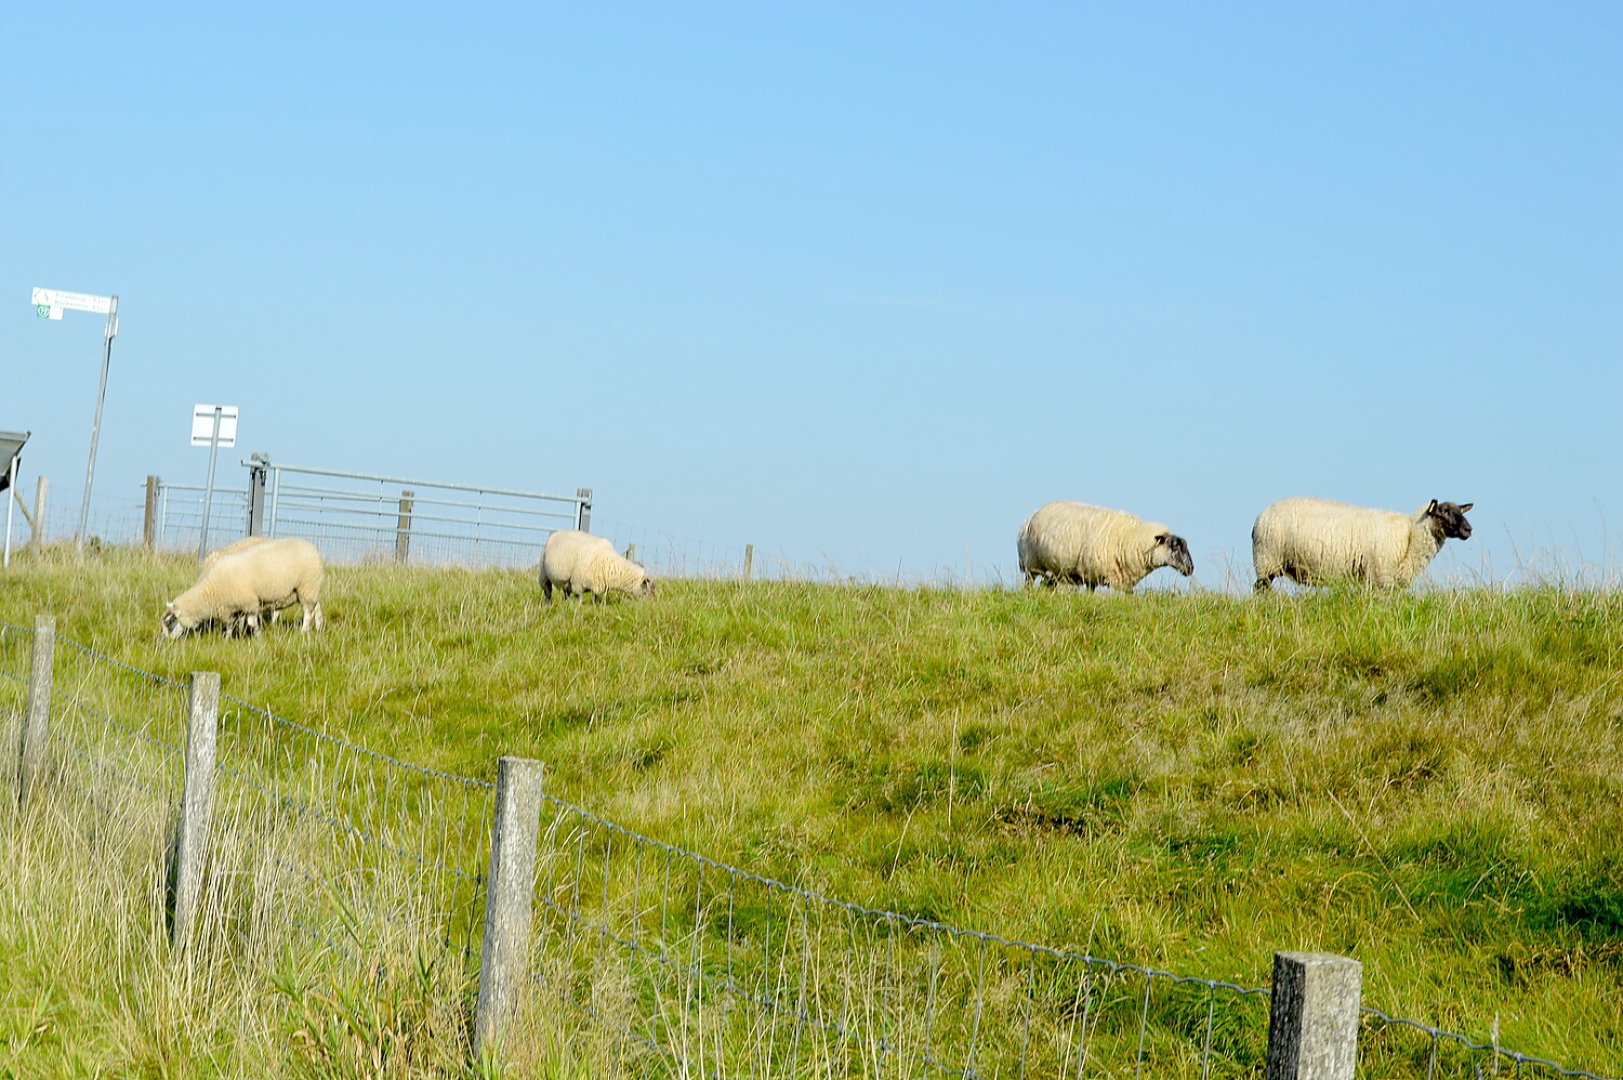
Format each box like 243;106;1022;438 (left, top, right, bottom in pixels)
1266;951;1362;1079
742;543;754;582
143;475;160;549
395;490;414;565
17;616;54;806
30;477;47;548
474;756;545;1063
171;672;220;948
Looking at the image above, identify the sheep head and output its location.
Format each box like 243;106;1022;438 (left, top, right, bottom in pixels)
1153;533;1195;577
1425;500;1474;540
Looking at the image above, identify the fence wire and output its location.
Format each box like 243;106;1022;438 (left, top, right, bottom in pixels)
1;621;1614;1079
211;691;495;967
530;793;1275;1078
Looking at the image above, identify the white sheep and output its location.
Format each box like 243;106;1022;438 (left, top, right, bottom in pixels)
202;534;274;569
1251;497;1474;592
162;537;326;638
1016;500;1195;593
540;530;655;603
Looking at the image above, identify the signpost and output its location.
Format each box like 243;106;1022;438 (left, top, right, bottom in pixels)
31;287;119;550
191;405;239;561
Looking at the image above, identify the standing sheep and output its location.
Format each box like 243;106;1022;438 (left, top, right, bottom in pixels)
1017;501;1194;593
540;530;655;603
1251;497;1474;592
162;537;326;638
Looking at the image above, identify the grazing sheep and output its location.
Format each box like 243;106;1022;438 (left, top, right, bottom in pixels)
1017;501;1195;593
1251;497;1474;592
202;534;274;569
540;530;655;603
162;537;325;638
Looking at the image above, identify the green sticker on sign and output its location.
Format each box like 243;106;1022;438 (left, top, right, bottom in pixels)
36;305;49;318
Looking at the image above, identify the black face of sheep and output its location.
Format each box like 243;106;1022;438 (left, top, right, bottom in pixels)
1155;533;1196;577
1427;500;1475;540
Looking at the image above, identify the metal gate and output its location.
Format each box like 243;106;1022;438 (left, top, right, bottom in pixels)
244;457;590;568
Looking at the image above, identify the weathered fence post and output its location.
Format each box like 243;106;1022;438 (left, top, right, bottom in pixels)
624;542;637;563
474;756;545;1063
575;488;592;533
171;672;220;948
30;477;47;547
17;616;55;806
1265;951;1362;1079
742;543;754;582
143;475;160;549
395;490;414;564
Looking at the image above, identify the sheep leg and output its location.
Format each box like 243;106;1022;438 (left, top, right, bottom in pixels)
542;578;554;604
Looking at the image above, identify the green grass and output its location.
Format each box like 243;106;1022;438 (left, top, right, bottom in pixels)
2;543;1621;1076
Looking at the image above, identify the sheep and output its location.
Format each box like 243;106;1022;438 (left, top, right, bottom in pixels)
1251;497;1474;592
540;529;655;603
1016;500;1194;593
202;534;274;569
162;537;326;638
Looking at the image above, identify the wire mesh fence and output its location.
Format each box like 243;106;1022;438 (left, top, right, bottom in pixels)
0;618;1616;1078
530;792;1276;1078
210;691;496;964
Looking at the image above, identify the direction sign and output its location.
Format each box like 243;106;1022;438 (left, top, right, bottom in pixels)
191;404;240;448
32;287;115;320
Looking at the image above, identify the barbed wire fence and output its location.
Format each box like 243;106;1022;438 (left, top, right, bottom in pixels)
0;615;1615;1078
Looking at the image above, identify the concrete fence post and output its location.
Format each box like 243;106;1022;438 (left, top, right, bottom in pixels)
171;672;220;948
143;476;160;550
395;490;414;565
17;616;55;806
742;543;754;582
1265;951;1363;1079
474;755;545;1063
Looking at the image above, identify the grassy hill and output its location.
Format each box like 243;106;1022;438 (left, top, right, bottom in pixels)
2;545;1620;1076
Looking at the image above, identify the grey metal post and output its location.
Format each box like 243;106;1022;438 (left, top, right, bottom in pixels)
246;456;267;536
3;455;16;569
144;475;160;550
1265;952;1362;1079
743;543;754;582
197;407;224;562
268;464;282;536
624;542;636;562
575;488;592;533
18;615;55;806
396;490;415;564
474;756;545;1062
76;296;119;551
172;672;220;947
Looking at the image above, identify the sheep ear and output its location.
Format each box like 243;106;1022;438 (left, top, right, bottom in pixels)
1153;533;1169;543
1425;499;1439;515
1458;503;1474;512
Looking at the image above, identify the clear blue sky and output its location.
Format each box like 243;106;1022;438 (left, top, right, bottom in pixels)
5;4;1620;586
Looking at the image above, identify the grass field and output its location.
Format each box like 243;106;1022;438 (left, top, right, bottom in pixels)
2;544;1620;1077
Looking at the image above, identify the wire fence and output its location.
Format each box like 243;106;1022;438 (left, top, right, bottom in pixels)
0;617;1615;1078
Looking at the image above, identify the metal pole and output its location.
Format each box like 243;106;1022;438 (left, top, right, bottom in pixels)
75;295;118;550
197;407;223;562
3;456;16;569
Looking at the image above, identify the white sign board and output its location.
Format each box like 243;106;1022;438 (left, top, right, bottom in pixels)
32;286;115;321
190;404;240;448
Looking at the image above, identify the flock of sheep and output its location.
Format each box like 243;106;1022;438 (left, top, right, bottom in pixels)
1019;496;1474;594
158;495;1475;638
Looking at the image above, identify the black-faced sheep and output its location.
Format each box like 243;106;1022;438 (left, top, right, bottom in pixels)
162;537;325;638
1017;501;1194;593
1251;497;1474;592
540;530;654;603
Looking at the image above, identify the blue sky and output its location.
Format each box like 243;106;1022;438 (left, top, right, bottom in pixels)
4;4;1620;585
